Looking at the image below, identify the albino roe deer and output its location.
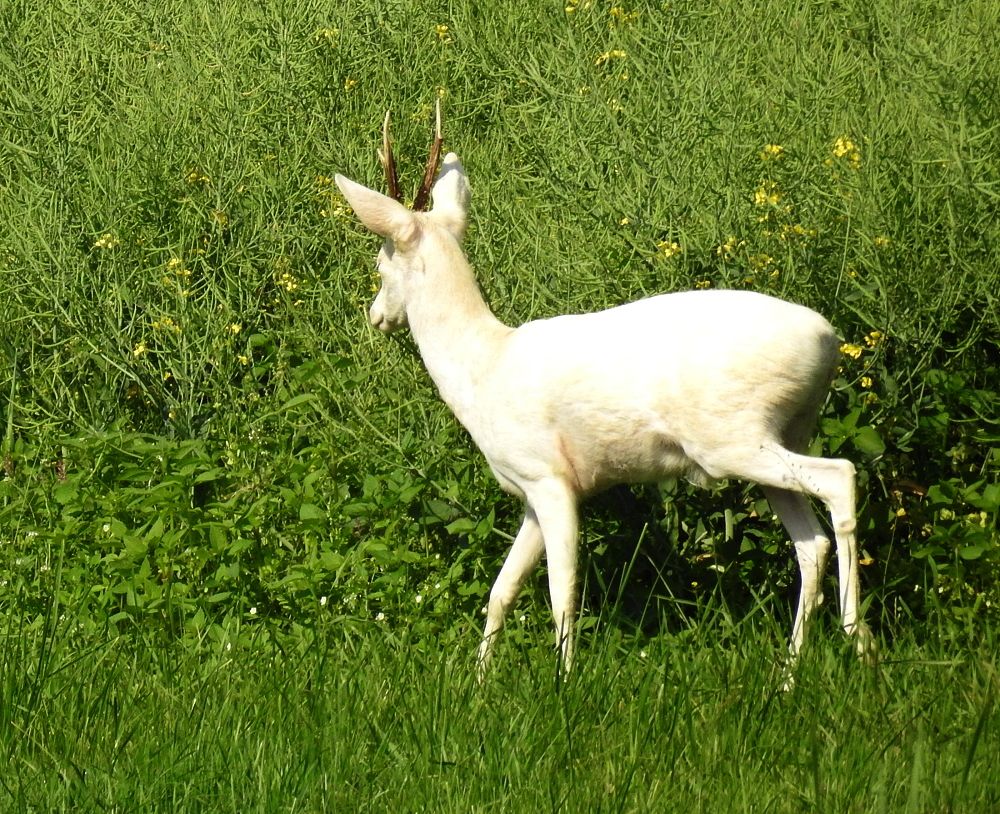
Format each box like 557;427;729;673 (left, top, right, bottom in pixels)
335;106;875;679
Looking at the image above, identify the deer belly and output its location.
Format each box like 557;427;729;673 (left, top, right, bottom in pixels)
554;416;707;495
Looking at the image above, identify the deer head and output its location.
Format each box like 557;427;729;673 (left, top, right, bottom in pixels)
336;101;470;333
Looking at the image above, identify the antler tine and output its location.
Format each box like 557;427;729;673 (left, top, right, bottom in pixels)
378;110;402;203
412;98;443;212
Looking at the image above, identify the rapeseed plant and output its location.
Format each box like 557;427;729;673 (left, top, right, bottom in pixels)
595;49;626;67
715;236;742;258
152;316;181;334
656;239;681;259
609;6;638;25
93;233;120;250
753;180;782;207
830;136;861;168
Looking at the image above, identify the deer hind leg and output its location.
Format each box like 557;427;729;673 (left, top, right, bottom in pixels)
709;442;875;661
478;507;545;681
762;486;831;660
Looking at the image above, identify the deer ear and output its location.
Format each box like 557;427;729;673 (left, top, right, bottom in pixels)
335;174;420;247
429;153;471;240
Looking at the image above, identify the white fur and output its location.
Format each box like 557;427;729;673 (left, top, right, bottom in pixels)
336;153;875;678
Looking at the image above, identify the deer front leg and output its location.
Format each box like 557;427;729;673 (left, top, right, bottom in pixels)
526;479;580;675
478;507;544;681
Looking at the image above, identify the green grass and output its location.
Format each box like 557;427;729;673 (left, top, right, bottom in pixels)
1;0;999;808
3;610;998;812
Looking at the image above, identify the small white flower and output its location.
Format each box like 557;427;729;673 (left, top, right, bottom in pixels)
640;649;647;659
249;606;257;615
319;595;328;607
375;611;385;622
226;642;232;651
102;523;111;533
415;594;423;604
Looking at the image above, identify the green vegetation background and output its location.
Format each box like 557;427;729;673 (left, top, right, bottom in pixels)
1;0;998;809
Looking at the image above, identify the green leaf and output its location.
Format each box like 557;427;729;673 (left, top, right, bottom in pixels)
123;535;147;559
852;426;885;457
425;499;457;522
53;483;78;505
299;503;325;521
445;517;477;535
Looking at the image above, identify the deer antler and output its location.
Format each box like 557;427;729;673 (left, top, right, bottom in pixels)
412;99;443;212
378;110;402;203
377;101;443;211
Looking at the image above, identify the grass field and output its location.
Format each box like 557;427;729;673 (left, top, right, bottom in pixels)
2;0;999;809
3;610;999;811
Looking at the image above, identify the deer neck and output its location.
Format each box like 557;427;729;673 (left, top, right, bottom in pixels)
406;245;509;420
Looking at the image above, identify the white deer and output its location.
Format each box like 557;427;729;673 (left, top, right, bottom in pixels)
335;107;875;679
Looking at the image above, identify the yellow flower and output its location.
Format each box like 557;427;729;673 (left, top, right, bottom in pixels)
864;330;883;348
595;49;627;67
434;24;452;43
344;77;357;92
237;354;250;366
228;323;242;335
694;279;712;290
93;233;120;250
609;6;638;24
753;180;782;207
832;136;861;168
152;316;181;334
656;240;681;259
715;236;741;258
860;376;873;388
760;144;784;160
166;257;191;278
132;341;147;358
839;342;863;359
619;216;631;226
779;223;814;241
873;235;891;248
185;168;210;185
315;27;339;43
278;271;299;292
